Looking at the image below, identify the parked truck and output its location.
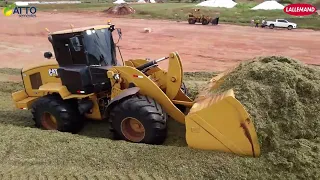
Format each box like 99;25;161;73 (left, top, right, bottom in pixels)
264;19;297;30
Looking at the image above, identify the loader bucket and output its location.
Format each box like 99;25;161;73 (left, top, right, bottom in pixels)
185;89;261;157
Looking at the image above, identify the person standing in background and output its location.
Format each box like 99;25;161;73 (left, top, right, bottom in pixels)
261;19;266;28
255;19;260;28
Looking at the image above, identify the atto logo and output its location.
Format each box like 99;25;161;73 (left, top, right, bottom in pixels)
2;4;37;17
284;3;317;16
2;4;15;16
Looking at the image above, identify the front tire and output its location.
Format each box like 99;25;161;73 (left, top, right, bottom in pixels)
31;95;84;133
188;18;196;24
288;25;293;30
202;19;208;25
109;95;167;145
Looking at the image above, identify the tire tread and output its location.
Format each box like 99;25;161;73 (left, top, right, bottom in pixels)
31;94;84;133
109;95;167;144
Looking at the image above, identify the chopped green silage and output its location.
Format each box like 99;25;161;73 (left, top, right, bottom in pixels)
0;58;319;179
0;68;21;75
183;72;215;100
204;56;320;179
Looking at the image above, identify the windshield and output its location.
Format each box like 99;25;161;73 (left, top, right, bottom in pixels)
82;28;117;66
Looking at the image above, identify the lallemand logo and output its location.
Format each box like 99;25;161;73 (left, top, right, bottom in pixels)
284;3;317;16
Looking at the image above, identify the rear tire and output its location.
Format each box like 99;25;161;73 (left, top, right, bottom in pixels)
109;95;167;145
31;95;84;133
269;24;274;29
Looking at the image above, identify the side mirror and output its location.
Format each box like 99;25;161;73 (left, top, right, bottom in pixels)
70;36;81;51
44;52;53;59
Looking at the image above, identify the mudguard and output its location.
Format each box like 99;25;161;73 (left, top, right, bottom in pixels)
107;87;140;109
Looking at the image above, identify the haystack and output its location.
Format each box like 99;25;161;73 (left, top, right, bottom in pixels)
104;4;135;15
114;0;126;4
251;0;284;10
137;0;146;3
196;0;237;8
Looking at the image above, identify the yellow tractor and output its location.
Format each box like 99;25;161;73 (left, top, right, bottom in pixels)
11;24;261;157
188;9;212;25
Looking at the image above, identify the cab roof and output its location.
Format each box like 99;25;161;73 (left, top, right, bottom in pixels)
50;25;112;35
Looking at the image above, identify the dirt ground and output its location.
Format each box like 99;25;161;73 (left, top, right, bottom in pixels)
0;11;320;179
0;11;319;72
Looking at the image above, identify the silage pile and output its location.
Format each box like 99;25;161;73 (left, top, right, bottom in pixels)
104;4;135;15
200;56;320;179
0;57;319;179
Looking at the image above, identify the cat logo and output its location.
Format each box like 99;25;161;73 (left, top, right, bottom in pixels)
48;68;58;77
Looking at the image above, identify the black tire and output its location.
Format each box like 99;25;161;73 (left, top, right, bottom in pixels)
202;19;208;25
269;24;274;29
288;25;293;30
188;18;196;24
205;19;210;25
31;94;84;133
109;95;167;145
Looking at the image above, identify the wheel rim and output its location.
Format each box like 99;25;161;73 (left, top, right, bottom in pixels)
41;112;58;130
121;117;145;142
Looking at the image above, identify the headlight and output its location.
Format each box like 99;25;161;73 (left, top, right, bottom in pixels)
86;30;92;35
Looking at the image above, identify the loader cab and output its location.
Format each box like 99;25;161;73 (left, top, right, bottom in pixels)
48;25;120;94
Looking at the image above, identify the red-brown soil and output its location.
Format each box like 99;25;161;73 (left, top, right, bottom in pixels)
1;11;319;72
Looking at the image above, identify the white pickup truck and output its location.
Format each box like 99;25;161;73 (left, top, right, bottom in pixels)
264;19;297;30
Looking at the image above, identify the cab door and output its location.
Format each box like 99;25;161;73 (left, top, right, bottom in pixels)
277;19;287;28
69;35;88;65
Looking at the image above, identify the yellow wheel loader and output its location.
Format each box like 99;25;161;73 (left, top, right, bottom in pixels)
188;9;212;25
11;24;261;157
